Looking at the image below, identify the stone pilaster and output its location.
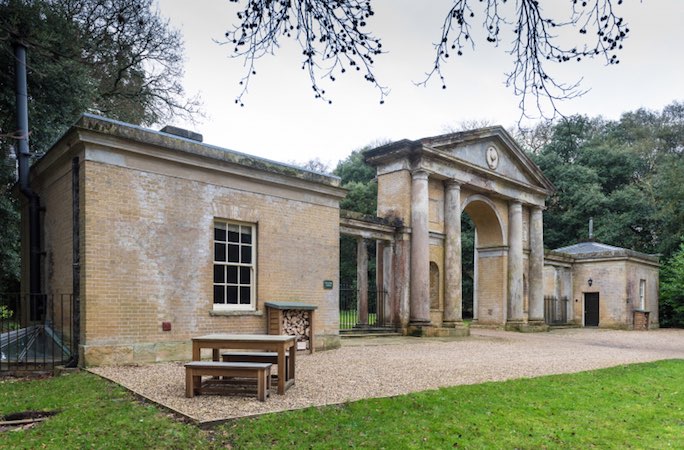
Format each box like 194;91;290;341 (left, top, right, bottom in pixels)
357;237;369;326
507;201;524;323
410;170;431;326
443;180;462;326
528;206;545;323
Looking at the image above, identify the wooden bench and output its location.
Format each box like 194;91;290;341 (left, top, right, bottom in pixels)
185;361;272;401
221;351;290;380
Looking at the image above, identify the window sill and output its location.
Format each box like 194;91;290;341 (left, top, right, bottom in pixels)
209;309;263;317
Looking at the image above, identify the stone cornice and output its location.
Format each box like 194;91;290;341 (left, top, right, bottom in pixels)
545;249;660;268
32;114;347;201
364;126;555;195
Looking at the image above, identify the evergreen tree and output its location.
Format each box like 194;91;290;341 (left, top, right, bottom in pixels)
0;0;198;291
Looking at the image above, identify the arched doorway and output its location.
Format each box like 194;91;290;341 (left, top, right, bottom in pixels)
462;194;507;324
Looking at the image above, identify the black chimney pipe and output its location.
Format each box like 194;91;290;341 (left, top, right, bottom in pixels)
14;42;43;304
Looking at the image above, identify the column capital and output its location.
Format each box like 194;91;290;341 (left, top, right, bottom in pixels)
411;169;429;180
444;179;462;190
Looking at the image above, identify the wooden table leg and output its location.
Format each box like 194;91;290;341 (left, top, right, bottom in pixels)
212;348;220;361
192;342;200;361
288;342;296;388
277;346;286;395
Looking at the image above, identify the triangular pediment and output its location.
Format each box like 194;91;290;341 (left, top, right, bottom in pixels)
419;126;554;193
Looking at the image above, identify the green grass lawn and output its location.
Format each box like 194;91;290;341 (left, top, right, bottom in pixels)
1;360;683;449
339;310;378;329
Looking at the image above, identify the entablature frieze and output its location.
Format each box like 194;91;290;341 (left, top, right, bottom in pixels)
373;154;549;209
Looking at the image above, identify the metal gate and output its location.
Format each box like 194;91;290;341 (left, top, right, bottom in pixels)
1;293;74;374
339;282;388;330
544;295;570;325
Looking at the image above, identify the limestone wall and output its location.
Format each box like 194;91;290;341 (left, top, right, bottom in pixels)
625;261;660;328
76;157;340;365
571;260;628;328
377;169;411;221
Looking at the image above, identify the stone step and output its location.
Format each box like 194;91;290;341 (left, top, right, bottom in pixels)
340;332;403;339
340;328;401;339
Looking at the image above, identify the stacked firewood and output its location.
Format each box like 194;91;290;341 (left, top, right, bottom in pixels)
283;310;311;350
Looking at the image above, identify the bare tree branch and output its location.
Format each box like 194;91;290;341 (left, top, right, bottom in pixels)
420;0;629;122
224;1;630;121
222;0;388;106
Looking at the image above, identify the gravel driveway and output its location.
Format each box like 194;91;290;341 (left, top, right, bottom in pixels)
89;328;684;424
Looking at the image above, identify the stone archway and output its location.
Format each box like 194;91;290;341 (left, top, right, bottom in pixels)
462;194;506;325
364;126;554;335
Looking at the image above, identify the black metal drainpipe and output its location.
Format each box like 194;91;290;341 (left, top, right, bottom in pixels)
67;157;80;367
14;42;43;307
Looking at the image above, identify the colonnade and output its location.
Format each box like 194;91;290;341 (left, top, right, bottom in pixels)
408;170;546;327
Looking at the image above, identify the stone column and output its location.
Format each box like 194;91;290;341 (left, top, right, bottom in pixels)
443;180;462;326
507;201;524;322
410;170;431;326
528;206;545;322
357;237;369;326
376;241;385;327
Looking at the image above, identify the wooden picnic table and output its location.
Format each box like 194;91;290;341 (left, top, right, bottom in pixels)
191;333;296;395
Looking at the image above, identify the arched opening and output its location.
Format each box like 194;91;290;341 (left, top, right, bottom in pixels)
461;195;506;324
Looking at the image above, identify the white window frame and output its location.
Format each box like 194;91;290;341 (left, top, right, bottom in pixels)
213;221;257;311
639;279;646;310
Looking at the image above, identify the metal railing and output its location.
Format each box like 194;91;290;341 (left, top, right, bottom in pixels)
544;295;570;325
339;282;388;330
1;293;74;374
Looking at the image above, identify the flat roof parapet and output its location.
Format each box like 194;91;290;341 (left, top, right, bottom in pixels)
68;114;341;188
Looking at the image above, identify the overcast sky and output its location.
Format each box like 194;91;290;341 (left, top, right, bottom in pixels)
155;0;684;169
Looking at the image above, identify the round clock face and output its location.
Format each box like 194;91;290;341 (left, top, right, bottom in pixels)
486;146;499;169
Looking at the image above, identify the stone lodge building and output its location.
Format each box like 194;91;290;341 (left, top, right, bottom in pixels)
21;116;659;367
23;114;345;366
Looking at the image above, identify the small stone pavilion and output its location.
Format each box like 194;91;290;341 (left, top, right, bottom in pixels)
363;127;555;334
544;240;659;329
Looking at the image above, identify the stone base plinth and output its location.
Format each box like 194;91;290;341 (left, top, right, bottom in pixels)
407;325;470;338
505;320;549;332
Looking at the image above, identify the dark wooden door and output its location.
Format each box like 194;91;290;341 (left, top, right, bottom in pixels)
584;293;600;326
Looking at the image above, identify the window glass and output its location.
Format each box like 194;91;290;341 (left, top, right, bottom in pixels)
241;246;252;264
227;224;240;242
227;286;238;304
214;266;224;283
240;286;251;304
240;266;251;284
227;266;238;284
227;244;239;263
214;243;226;262
214;223;226;241
241;227;252;244
213;286;224;304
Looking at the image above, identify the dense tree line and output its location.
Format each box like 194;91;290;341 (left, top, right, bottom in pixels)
524;102;684;259
0;0;197;292
521;101;684;326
